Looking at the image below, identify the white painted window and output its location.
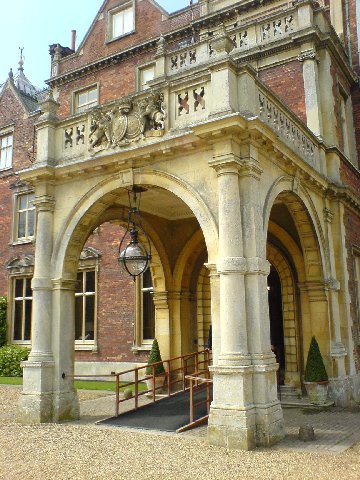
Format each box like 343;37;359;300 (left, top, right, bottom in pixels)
0;133;13;170
75;86;98;113
139;64;155;91
133;268;155;350
16;193;35;241
111;6;134;39
12;277;32;342
75;269;97;345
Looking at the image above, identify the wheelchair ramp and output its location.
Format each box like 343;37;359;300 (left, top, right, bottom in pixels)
97;389;209;432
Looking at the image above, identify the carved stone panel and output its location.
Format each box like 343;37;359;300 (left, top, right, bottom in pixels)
89;92;166;151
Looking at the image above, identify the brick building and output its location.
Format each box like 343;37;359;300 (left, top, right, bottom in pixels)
1;0;360;450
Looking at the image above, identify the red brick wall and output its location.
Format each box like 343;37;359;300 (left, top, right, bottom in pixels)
343;206;360;370
259;61;307;124
59;0;199;75
0;84;39;297
75;222;148;364
57;52;153;118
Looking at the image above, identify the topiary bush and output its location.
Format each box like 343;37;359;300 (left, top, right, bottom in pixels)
304;336;328;382
0;297;7;347
146;338;165;376
0;345;30;377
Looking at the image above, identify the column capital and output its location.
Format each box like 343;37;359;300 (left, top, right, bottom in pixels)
298;48;319;64
208;153;242;175
32;195;55;212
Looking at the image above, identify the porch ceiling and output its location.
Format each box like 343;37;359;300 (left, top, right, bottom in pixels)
113;185;194;221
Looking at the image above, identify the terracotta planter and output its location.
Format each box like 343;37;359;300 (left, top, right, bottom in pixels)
304;381;329;405
145;374;166;394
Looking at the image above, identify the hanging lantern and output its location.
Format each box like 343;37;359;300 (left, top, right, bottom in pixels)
118;186;151;277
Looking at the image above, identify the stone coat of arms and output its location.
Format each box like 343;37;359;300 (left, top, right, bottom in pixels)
89;93;166;151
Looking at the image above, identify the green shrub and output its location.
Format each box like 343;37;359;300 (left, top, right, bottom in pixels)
304;336;328;382
0;297;7;347
146;338;165;376
0;345;29;377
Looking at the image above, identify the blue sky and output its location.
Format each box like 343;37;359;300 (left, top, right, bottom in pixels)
0;0;194;89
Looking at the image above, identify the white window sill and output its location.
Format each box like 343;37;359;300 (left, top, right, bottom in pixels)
132;344;152;354
75;343;98;352
11;238;35;246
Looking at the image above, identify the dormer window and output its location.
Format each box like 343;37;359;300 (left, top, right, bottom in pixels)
108;3;134;41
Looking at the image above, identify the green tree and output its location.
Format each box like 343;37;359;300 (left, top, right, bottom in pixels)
146;338;165;376
304;336;328;382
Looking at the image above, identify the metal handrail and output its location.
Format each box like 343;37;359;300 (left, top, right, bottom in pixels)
62;348;211;418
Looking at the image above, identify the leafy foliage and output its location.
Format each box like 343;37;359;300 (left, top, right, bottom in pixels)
304;336;328;382
146;338;165;376
0;345;29;377
0;297;7;347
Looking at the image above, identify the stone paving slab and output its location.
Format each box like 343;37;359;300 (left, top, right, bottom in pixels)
79;393;360;454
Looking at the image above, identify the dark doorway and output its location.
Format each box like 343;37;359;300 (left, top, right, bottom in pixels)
268;265;285;384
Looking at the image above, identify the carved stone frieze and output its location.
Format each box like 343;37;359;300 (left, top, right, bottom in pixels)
89;92;166;151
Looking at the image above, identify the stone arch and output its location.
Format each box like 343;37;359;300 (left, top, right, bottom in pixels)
267;242;301;389
52;168;218;281
171;229;208;356
263;176;326;283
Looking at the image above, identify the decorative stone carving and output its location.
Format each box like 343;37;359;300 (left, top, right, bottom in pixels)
178;87;206;116
89;93;165;150
298;49;319;64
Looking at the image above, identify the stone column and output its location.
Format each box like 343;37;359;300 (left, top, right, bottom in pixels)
207;139;256;450
323;207;347;378
205;263;220;364
153;291;171;361
298;47;323;138
238;139;284;447
51;279;79;422
17;191;56;424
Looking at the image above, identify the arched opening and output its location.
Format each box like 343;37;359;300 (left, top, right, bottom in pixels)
51;176;216;387
268;265;285;384
266;189;328;393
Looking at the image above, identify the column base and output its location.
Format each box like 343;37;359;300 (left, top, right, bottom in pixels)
255;403;285;447
53;390;80;422
208;406;256;450
17;359;80;423
17;359;55;424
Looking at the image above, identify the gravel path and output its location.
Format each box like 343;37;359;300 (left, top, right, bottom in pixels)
0;386;359;480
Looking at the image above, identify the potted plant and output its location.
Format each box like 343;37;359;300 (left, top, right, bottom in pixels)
303;336;329;405
145;338;166;394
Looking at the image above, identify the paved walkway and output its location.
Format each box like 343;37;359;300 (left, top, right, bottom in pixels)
79;392;360;454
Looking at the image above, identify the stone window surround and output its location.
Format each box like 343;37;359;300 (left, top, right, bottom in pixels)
352;246;360;341
6;255;34;346
71;83;99;115
75;247;101;352
137;61;156;91
132;270;155;353
106;1;135;44
0;124;14;172
10;184;35;246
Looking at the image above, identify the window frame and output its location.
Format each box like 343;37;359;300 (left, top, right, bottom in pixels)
107;2;135;42
0;129;14;171
72;83;99;115
8;275;33;345
11;185;36;245
74;267;98;350
137;63;156;91
133;268;155;352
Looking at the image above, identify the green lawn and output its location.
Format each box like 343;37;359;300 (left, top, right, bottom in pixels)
0;377;146;392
